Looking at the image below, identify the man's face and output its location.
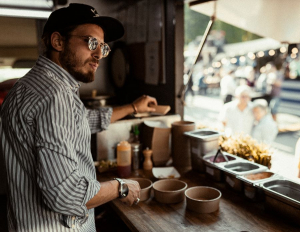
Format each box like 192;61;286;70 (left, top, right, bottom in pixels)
253;107;265;121
59;24;104;83
237;93;250;105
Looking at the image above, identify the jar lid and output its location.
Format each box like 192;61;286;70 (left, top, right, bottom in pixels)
117;141;131;151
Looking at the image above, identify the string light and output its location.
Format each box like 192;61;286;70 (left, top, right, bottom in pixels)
268;50;275;56
239;56;246;63
247;52;255;60
280;47;287;53
257;51;264;58
292;47;298;54
230;58;237;64
221;58;228;64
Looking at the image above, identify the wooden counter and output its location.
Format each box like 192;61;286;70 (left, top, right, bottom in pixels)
97;168;299;232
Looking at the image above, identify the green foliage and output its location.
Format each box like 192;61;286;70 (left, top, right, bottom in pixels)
184;4;261;46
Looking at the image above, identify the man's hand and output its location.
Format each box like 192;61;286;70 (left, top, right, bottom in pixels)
119;179;141;206
132;95;157;113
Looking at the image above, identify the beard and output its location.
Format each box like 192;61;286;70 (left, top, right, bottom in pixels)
59;44;98;83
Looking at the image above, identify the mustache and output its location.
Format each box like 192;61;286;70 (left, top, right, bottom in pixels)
85;58;99;65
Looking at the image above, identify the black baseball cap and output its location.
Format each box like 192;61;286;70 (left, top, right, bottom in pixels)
42;3;124;42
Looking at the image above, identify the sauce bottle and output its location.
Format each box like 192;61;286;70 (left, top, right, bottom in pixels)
117;141;131;178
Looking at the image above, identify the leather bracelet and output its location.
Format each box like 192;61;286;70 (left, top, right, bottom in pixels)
131;103;138;114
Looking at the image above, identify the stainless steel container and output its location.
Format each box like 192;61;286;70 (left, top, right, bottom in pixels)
261;178;300;225
220;161;268;192
237;171;278;201
184;129;223;172
202;152;240;182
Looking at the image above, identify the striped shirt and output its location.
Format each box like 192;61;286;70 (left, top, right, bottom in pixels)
0;56;112;231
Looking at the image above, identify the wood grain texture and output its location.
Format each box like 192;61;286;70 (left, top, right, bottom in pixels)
97;168;299;232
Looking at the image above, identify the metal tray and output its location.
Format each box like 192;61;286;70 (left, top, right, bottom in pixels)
219;161;268;192
261;179;300;207
261;178;300;225
237;171;279;201
185;129;223;161
202;152;242;182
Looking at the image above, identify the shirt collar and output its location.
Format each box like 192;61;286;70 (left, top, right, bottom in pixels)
36;55;81;92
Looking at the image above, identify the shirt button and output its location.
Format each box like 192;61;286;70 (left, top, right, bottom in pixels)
86;214;89;217
72;216;75;220
72;224;75;229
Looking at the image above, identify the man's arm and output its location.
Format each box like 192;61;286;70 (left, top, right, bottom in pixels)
86;179;140;208
110;95;157;123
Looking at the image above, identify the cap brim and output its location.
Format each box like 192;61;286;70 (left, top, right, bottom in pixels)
88;17;124;43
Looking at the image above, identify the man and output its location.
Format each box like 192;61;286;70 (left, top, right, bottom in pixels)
251;99;278;144
220;65;237;104
219;85;254;136
0;3;157;231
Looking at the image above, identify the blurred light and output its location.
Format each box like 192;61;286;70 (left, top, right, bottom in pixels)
208;67;214;73
292;47;298;54
280;47;287;53
0;8;51;19
257;51;264;58
239;56;246;63
291;53;297;59
215;62;221;68
247;52;255;60
221;58;228;65
230;58;237;64
203;69;208;75
268;50;275;56
260;66;266;73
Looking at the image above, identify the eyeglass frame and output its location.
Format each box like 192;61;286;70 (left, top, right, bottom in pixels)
68;35;111;58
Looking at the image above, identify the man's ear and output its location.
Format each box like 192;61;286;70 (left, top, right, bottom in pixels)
51;32;64;52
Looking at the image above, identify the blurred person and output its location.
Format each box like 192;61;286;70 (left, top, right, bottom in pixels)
219;85;254;136
251;99;278;144
268;62;284;121
220;65;237;103
295;138;300;178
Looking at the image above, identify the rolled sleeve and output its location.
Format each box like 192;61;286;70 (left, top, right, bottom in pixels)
86;107;112;134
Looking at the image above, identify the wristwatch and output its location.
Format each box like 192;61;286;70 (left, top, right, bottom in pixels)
114;178;129;198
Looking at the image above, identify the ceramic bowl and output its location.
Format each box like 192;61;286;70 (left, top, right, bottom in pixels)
185;186;221;213
153;179;187;204
130;178;153;201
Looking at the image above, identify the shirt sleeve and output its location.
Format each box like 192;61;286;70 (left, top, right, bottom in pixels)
86;107;112;134
34;91;100;228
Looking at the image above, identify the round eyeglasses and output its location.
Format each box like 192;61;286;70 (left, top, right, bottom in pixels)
69;35;111;58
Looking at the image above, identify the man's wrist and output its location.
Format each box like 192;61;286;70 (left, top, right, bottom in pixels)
131;103;138;114
113;178;129;198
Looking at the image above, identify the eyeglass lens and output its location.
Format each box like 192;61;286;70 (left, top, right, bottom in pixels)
88;37;110;57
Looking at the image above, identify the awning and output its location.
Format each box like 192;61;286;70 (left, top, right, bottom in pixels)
189;0;300;44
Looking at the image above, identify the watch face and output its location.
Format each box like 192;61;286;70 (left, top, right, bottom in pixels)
121;183;129;198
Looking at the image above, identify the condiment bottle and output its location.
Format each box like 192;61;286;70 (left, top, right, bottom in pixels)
143;148;153;170
117;141;131;178
131;143;140;176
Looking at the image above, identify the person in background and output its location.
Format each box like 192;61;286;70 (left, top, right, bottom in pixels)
220;65;237;104
0;3;158;231
219;85;254;136
251;99;278;144
268;62;284;121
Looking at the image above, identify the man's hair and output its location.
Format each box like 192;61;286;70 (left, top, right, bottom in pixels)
253;99;269;112
235;85;252;97
41;25;78;58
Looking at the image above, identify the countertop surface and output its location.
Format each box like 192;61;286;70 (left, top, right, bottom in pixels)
97;167;299;232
